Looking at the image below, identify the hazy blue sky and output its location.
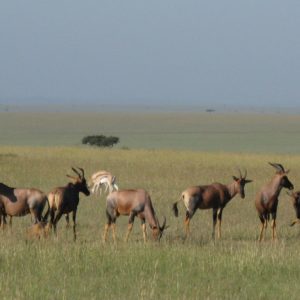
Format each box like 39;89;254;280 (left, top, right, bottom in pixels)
0;1;299;107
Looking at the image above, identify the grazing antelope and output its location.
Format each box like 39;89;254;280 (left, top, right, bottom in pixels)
255;162;294;242
286;191;300;227
103;189;168;243
44;167;90;241
172;169;252;239
0;182;47;227
90;170;118;195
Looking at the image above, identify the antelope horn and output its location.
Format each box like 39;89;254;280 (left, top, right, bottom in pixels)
76;167;85;178
236;167;242;179
160;216;167;231
290;219;300;227
71;167;82;178
269;162;285;173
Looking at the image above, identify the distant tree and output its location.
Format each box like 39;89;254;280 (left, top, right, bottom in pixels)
82;135;119;147
206;109;216;113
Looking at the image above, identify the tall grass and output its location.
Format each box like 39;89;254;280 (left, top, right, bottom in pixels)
0;146;300;299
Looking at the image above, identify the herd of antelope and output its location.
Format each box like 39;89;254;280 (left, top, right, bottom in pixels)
0;162;299;243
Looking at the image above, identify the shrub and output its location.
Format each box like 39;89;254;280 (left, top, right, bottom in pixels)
82;135;119;147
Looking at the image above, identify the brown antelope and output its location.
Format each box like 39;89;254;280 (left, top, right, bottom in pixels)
286;191;300;227
103;189;168;243
255;162;294;241
172;169;252;239
44;167;90;241
90;170;118;195
0;182;47;228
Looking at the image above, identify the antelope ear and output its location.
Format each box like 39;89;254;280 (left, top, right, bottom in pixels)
232;176;239;181
245;179;253;184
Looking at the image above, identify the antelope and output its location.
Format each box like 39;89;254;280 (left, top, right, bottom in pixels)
90;170;119;195
255;162;294;241
44;167;90;241
172;169;252;239
0;182;47;228
103;189;168;243
286;191;300;227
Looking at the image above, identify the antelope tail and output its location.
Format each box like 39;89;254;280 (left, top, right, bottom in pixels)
172;194;184;217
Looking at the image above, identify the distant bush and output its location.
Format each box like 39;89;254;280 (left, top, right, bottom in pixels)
82;135;119;147
205;109;216;113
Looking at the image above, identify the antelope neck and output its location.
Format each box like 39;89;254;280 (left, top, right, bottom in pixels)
227;181;238;199
269;176;283;197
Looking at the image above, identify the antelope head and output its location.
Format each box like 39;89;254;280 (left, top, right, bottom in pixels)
269;162;294;191
152;216;169;241
232;168;253;199
67;167;90;196
287;191;300;226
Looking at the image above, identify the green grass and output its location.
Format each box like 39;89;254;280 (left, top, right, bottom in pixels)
0;112;300;153
1;146;300;299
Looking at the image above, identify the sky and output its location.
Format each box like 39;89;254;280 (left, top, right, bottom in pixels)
0;1;299;107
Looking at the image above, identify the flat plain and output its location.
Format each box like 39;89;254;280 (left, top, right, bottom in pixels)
0;111;300;299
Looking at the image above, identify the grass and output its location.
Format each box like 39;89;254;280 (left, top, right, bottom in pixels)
0;111;300;153
1;146;300;299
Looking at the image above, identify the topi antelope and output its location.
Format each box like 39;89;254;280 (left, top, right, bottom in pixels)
286;191;300;227
172;169;252;239
90;170;118;195
255;162;294;241
103;189;168;243
44;167;90;241
0;182;47;228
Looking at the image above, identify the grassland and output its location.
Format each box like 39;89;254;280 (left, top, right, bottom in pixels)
0;112;300;299
0;111;300;153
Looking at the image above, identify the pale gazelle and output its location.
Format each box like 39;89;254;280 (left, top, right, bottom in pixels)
89;170;118;195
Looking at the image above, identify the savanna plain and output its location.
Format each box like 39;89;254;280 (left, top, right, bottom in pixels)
1;111;300;300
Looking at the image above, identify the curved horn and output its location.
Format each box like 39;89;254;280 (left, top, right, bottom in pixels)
76;167;85;178
269;162;285;173
290;219;300;227
160;216;166;231
236;167;242;179
71;167;82;178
